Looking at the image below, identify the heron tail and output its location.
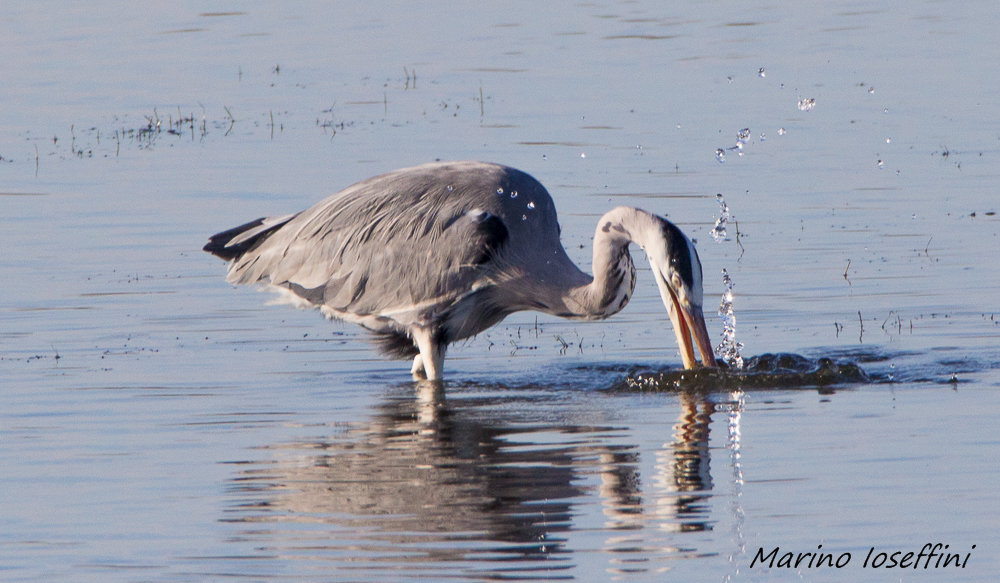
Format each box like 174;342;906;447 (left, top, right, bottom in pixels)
203;213;298;261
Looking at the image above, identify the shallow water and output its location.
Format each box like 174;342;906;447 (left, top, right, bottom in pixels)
2;0;999;581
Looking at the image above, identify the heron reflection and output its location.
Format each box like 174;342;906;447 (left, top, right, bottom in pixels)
222;384;730;577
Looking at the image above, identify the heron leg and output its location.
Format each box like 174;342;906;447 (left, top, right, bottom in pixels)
411;354;425;377
410;326;446;381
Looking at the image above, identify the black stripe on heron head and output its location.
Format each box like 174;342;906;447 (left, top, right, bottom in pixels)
657;217;695;289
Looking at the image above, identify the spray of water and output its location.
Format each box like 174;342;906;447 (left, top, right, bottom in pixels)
711;193;729;243
735;127;750;157
716;269;745;369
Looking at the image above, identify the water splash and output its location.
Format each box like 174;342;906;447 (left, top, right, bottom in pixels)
735;128;750;156
797;98;816;111
716;269;744;369
718;127;752;162
711;194;729;243
617;355;870;391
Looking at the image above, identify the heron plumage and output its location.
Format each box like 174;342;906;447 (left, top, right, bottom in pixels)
205;161;715;379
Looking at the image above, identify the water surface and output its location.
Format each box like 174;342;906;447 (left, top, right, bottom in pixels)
2;0;998;581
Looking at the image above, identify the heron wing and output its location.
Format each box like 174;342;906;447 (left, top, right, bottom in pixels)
225;163;511;327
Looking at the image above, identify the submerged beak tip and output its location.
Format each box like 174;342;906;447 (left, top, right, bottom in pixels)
683;302;718;370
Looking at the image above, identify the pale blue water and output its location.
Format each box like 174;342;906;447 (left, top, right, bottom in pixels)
2;1;998;581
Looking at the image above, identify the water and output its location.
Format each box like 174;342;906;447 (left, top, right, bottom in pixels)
716;269;744;369
711;193;730;243
2;0;999;581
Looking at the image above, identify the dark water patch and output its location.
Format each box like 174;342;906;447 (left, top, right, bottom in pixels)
612;353;871;392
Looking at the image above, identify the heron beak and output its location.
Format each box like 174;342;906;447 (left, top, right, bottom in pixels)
663;284;717;369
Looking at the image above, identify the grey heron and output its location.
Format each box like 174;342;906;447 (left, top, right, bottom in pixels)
204;161;717;380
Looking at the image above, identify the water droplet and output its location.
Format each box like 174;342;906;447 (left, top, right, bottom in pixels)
580;152;586;158
510;190;518;199
526;201;535;209
760;133;766;141
716;149;726;163
877;160;884;169
676;123;681;129
738;128;751;141
896;170;900;175
868;87;875;94
521;214;527;221
711;193;730;243
884;108;889;113
886;138;891;144
797;98;816;111
758;68;765;78
778;127;786;135
715;269;744;369
911;214;916;219
727;76;733;83
446;185;453;192
496;187;503;195
542;154;547;161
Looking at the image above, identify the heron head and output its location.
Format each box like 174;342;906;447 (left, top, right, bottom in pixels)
648;217;717;369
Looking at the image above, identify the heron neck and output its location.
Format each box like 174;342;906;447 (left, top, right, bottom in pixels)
565;207;658;319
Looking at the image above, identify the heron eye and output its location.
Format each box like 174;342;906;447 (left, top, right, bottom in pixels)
671;273;684;290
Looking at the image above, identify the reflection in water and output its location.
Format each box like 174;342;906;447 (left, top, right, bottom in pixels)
652;393;714;531
220;384;736;580
597;392;719;577
724;391;747;581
